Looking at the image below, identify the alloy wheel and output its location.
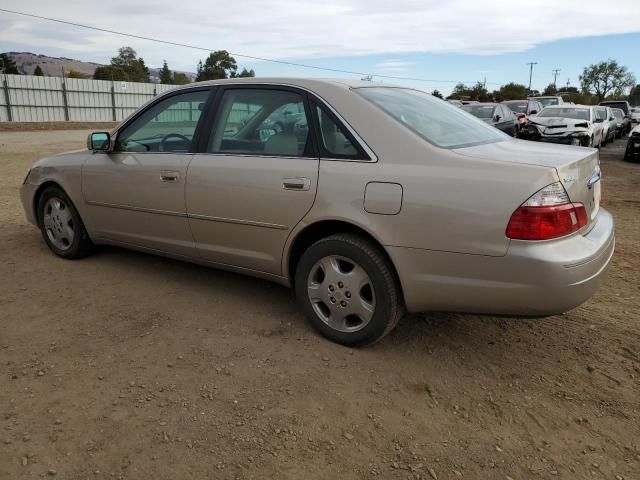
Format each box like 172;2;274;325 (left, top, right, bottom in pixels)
307;255;375;333
43;197;75;251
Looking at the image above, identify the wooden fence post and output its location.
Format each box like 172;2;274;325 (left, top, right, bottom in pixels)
2;76;12;122
61;80;70;121
110;83;117;121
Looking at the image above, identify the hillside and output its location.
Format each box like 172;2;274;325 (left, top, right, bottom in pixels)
3;52;196;82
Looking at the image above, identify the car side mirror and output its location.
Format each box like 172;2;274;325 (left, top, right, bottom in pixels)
595;118;603;123
88;132;110;151
530;110;538;115
494;115;501;122
609;116;614;121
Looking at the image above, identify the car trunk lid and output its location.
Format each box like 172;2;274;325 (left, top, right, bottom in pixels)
454;140;601;226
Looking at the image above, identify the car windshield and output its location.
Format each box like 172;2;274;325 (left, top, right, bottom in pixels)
357;88;505;148
538;108;589;120
537;97;559;107
613;110;623;119
461;105;496;119
504;102;526;114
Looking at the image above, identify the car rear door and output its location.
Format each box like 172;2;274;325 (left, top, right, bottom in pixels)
82;88;213;257
185;85;319;277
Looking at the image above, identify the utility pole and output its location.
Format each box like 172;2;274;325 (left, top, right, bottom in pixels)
527;62;538;93
552;69;561;89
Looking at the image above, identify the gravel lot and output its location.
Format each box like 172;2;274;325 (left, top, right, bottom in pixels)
1;129;639;480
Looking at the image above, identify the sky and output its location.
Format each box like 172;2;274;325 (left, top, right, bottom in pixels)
1;0;639;95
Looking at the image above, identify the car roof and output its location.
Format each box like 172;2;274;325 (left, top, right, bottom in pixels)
462;102;498;106
543;104;591;109
502;100;528;103
172;77;397;91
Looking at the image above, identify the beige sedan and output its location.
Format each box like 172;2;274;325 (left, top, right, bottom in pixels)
20;78;615;346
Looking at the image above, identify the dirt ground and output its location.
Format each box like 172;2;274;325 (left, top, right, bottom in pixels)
1;129;639;480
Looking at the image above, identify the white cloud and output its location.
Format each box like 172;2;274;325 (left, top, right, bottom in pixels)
0;0;639;71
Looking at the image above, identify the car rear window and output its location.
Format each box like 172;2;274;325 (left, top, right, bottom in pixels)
356;87;506;148
600;102;629;114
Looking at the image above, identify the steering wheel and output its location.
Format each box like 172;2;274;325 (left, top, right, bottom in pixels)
159;133;190;152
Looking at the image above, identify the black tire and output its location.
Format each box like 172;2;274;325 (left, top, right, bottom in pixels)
37;185;94;259
294;233;404;346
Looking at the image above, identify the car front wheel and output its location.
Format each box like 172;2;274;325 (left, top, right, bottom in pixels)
37;185;93;259
295;234;404;346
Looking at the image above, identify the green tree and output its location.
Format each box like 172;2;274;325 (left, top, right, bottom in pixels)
235;67;255;78
542;83;557;96
196;50;238;81
64;70;85;79
93;65;127;81
0;53;19;74
159;60;173;84
580;59;635;102
493;82;529;102
449;82;491;102
33;65;44;76
469;82;492;102
93;47;150;82
172;72;191;85
447;83;472;100
431;89;443;99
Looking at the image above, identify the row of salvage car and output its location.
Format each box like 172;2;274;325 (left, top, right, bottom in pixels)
454;97;639;162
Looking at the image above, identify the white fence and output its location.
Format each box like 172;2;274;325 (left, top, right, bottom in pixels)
0;74;177;123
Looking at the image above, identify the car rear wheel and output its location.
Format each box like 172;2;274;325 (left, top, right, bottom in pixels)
37;185;93;259
294;233;404;346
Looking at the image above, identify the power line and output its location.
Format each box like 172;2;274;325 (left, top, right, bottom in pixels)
0;7;503;86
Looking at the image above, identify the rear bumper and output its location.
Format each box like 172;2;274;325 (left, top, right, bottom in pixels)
388;208;615;315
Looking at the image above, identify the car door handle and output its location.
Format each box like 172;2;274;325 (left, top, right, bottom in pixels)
160;171;179;183
282;177;310;191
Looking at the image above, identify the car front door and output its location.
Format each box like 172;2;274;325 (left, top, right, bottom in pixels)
185;86;319;277
82;88;213;257
494;106;511;133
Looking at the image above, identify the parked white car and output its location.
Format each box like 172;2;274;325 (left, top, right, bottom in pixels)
521;105;605;147
530;96;566;108
631;107;640;124
595;106;617;146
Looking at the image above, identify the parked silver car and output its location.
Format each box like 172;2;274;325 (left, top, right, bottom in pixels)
20;79;615;346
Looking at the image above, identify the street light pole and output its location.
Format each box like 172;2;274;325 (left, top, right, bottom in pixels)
527;62;538;93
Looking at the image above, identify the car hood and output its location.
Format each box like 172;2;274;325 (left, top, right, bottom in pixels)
31;149;91;170
529;117;588;128
453;139;596;169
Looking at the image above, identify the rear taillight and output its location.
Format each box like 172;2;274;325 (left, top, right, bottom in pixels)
506;182;587;240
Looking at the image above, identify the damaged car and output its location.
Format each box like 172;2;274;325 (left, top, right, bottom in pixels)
624;124;640;163
520;105;604;147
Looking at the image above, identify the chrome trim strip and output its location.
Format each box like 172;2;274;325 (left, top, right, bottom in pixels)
86;201;288;230
188;213;288;230
86;200;187;218
587;169;601;189
192;152;318;161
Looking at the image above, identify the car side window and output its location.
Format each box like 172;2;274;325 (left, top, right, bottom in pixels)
208;89;310;157
115;90;210;153
313;103;365;160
